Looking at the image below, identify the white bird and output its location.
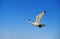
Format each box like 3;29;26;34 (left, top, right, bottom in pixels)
28;11;46;28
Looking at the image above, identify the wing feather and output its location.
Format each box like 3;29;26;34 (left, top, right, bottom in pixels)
36;11;46;23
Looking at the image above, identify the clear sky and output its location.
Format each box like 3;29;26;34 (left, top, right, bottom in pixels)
0;0;60;39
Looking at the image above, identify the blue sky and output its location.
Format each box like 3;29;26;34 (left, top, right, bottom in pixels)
0;0;60;39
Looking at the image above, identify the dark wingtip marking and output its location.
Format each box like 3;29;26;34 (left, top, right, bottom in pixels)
38;25;43;28
44;10;46;14
28;19;31;21
38;24;45;28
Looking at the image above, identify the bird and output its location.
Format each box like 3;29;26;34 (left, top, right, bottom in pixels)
28;11;46;28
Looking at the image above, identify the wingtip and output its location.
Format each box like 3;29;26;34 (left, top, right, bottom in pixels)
44;10;46;14
28;19;31;21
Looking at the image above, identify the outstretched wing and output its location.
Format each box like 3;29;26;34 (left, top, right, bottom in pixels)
36;11;46;23
28;19;33;23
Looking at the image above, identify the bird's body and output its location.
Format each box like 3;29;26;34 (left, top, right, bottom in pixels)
28;11;46;28
32;22;45;27
32;22;40;26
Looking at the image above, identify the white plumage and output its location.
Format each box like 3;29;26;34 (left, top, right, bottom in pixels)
28;11;46;28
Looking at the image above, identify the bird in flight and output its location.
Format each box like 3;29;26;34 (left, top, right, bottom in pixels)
28;11;46;28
